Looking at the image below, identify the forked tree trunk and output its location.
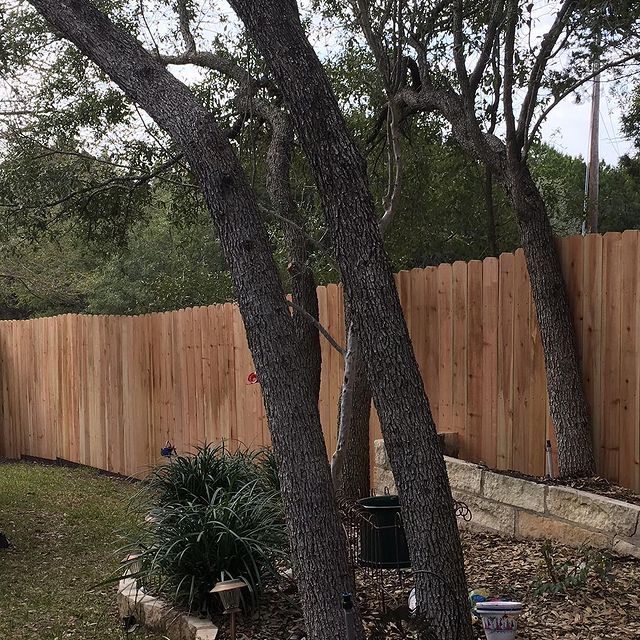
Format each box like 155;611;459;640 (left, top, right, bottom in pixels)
265;115;322;402
228;2;472;637
27;2;361;638
503;163;595;477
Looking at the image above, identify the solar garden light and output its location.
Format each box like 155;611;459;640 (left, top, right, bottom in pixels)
210;578;247;640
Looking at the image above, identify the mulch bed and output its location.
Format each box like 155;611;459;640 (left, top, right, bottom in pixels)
218;531;640;639
482;466;640;507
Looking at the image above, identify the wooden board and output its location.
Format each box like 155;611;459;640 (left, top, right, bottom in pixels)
600;233;622;482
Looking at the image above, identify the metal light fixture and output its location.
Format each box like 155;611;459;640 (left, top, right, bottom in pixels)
210;578;247;640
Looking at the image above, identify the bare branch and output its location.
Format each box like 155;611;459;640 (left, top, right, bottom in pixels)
503;1;518;160
379;100;403;235
413;0;450;42
452;0;470;96
352;0;391;84
0;154;184;211
524;52;640;157
286;299;345;356
160;50;246;83
516;0;577;146
175;0;196;53
469;0;504;94
487;37;502;135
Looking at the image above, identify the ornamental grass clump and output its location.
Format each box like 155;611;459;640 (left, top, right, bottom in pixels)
124;442;287;613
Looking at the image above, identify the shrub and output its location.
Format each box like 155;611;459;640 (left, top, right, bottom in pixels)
532;541;613;596
124;443;287;613
144;442;267;506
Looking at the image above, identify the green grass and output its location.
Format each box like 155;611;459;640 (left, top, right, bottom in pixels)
0;461;166;640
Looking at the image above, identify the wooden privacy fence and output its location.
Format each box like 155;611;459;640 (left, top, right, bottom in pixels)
0;231;639;491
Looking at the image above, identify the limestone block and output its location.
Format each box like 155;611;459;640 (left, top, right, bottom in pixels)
375;466;396;495
515;511;610;549
143;597;170;631
482;472;545;512
612;536;640;559
166;611;190;640
373;439;389;469
546;486;640;536
452;490;516;535
446;457;483;495
187;617;219;640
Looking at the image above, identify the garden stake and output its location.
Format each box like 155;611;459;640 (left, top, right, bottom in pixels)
342;593;356;640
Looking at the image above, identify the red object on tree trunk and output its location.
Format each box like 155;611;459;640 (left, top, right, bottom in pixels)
247;372;258;385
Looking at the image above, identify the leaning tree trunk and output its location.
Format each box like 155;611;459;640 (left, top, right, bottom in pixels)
504;162;595;477
228;1;473;637
27;3;362;639
401;87;595;479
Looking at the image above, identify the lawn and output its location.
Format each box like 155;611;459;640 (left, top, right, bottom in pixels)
0;461;165;640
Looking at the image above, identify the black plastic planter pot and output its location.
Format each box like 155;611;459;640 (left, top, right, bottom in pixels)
357;495;411;569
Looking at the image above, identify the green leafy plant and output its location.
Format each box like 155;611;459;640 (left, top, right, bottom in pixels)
143;442;268;507
123;443;287;613
532;541;613;596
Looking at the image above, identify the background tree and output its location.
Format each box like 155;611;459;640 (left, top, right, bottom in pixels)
330;0;640;477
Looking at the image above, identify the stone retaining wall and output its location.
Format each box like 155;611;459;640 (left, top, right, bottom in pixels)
118;575;218;640
374;440;640;558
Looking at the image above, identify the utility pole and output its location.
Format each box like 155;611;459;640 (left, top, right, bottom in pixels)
584;58;601;234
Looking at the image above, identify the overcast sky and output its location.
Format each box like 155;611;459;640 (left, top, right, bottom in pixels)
540;84;633;165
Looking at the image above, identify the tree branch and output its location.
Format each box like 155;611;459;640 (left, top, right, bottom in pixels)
524;52;640;157
286;299;345;356
0;154;184;211
503;0;518;161
452;0;470;97
469;0;504;94
516;0;577;146
175;0;196;54
379;100;403;235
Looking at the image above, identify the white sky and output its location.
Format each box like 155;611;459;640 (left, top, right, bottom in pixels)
1;1;636;166
541;90;633;165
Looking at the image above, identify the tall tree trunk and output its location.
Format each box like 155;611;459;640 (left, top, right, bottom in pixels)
331;322;371;500
264;111;322;402
400;88;595;478
484;166;499;257
503;162;595;477
228;2;472;637
27;3;362;638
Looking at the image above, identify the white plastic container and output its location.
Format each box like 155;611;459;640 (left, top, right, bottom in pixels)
474;601;524;640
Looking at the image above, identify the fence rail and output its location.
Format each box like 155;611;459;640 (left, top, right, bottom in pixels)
1;231;639;491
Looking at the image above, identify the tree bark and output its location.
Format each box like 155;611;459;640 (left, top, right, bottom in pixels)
263;108;322;402
401;87;595;478
26;2;361;638
503;162;595;477
331;323;371;500
227;2;472;637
